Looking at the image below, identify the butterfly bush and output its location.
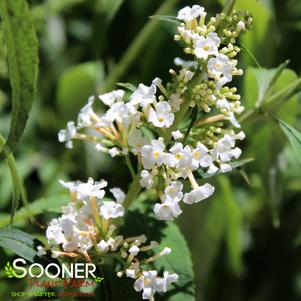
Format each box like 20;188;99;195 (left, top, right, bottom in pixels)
43;4;252;300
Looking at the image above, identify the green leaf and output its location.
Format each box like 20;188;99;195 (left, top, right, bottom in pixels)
197;158;254;179
0;135;20;226
95;0;124;24
149;15;181;25
0;0;39;158
116;82;137;92
92;0;124;55
243;67;300;226
217;176;243;276
242;67;300;125
0;228;40;262
277;119;301;165
0;194;70;228
57;61;104;120
108;202;196;301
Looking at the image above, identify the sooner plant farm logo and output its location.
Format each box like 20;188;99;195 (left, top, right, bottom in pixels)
4;258;104;298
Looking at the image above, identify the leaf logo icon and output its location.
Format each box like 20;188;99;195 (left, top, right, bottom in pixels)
4;262;23;278
94;276;104;283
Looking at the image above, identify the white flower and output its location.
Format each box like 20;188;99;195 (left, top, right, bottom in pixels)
230;130;246;140
216;98;231;110
192;143;212;168
169;143;197;171
236;21;246;31
174;57;198;69
172;130;183;140
107;236;123;251
152;77;163;88
178;68;194;83
98;89;125;107
97;240;109;252
211;134;242;163
129;245;140;256
207;54;233;88
100;201;124;219
148;102;174;128
97;236;123;252
59;179;80;193
177;5;206;21
141;138;166;169
220;163;232;173
108;147;121;157
77;96;95;128
95;144;107;153
164;181;183;201
76;177;108;200
46;218;65;245
128;128;150;154
126;262;140;279
58;121;77;149
177;27;199;44
154;196;182;220
130;83;156;109
110;187;125;203
134;270;177;300
207;163;219;174
134;271;158;300
37;246;46;257
140;170;154;189
194;33;220;60
225;112;241;128
183;183;215;204
46;213;93;252
154;271;178;293
169;93;182;112
102;102;135;128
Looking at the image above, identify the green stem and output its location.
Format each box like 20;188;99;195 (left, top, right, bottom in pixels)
125;154;135;179
123;174;142;209
240;78;301;124
0;134;32;226
163;67;205;144
101;0;180;92
223;0;237;16
215;0;237;31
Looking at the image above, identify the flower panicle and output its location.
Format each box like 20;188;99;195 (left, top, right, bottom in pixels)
51;4;252;300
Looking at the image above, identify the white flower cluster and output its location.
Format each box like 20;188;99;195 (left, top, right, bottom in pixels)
45;178;177;301
46;178;124;254
53;4;252;300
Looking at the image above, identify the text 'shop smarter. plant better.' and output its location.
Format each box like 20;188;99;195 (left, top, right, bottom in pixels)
39;4;252;301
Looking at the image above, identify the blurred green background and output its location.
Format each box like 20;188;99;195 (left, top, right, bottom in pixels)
0;0;301;300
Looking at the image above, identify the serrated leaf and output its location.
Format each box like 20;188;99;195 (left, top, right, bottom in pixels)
277;119;301;165
197;158;254;179
107;202;196;301
0;0;39;158
0;228;40;262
